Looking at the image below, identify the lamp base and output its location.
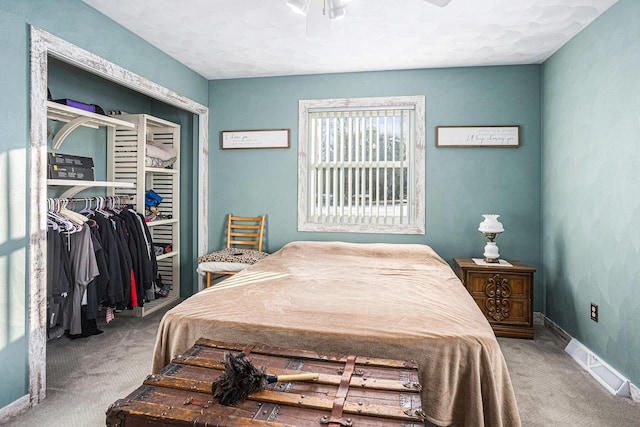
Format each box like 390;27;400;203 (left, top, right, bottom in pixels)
483;241;500;263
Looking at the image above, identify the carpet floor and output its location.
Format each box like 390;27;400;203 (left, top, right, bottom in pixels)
4;302;640;426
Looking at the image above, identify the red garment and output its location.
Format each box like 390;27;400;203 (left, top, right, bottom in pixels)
130;270;138;308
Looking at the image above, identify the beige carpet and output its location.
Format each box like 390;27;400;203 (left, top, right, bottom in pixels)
4;303;640;426
497;322;640;426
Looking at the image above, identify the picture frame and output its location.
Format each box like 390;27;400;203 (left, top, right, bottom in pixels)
436;126;520;147
221;129;290;149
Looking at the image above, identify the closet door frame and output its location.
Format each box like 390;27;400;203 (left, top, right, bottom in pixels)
28;26;209;407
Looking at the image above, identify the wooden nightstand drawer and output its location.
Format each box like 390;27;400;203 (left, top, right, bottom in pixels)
453;258;535;339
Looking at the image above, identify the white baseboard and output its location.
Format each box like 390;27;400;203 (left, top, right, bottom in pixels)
630;383;640;402
0;395;30;424
565;338;631;397
534;312;638;402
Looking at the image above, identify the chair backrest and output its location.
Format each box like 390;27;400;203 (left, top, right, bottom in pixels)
226;214;266;252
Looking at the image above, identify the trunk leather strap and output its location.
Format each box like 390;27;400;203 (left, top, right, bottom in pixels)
327;355;357;427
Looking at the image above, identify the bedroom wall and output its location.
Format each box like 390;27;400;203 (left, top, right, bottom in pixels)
542;0;640;389
208;65;542;297
0;0;207;411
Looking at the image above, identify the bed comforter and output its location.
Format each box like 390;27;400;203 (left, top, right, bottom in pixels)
152;241;520;427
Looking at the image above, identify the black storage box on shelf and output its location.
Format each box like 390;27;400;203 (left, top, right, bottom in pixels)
48;152;94;168
48;164;95;181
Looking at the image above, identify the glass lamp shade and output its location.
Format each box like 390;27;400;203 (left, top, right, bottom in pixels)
478;214;504;234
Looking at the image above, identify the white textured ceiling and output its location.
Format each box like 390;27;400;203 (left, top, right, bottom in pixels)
81;0;617;80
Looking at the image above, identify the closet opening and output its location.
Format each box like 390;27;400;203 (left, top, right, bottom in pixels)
28;26;208;408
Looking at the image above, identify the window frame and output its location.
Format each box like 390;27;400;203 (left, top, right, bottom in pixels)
297;95;425;234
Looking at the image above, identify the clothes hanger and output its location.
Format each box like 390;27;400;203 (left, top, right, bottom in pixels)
47;217;60;231
74;197;98;227
59;199;83;232
47;200;75;233
59;199;88;226
46;199;60;231
106;196;122;214
95;196;112;217
79;197;93;215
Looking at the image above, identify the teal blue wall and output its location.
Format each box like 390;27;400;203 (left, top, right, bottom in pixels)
0;0;207;410
208;65;542;286
542;0;640;388
0;7;30;411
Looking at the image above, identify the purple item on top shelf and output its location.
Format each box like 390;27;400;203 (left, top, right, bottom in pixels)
54;98;96;113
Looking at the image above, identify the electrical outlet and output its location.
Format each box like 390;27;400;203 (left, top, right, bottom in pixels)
591;303;598;322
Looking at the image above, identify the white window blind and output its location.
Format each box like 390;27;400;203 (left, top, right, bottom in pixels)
298;96;425;234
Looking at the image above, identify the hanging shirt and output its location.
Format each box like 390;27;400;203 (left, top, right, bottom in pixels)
92;213;126;307
63;223;99;335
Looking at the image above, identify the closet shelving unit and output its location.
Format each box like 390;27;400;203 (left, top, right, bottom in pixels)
107;114;181;317
47;101;136;197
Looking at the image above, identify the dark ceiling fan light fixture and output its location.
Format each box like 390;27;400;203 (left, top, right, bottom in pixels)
424;0;453;7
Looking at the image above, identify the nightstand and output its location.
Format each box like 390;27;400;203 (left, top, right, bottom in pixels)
453;258;535;339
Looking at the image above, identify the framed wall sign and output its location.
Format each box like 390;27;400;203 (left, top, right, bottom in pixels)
221;129;290;149
436;126;520;147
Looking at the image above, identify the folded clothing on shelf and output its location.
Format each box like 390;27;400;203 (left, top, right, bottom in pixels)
146;141;177;161
154;243;172;256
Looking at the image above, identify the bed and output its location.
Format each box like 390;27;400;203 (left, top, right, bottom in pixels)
152;241;520;427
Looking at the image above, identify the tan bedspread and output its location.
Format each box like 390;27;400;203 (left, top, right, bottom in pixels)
152;241;520;427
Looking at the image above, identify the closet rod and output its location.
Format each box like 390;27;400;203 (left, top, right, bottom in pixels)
46;195;133;211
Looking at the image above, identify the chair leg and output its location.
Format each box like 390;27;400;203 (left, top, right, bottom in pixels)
207;272;211;288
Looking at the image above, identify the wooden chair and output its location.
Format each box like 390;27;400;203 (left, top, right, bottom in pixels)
197;214;267;288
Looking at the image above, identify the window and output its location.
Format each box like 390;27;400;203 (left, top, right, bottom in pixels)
298;96;425;234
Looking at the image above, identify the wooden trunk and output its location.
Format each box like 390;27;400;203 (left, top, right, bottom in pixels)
106;338;426;426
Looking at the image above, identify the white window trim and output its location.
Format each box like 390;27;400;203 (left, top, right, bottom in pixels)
298;95;425;234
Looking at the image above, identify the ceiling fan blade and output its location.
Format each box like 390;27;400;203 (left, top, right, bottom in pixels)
424;0;453;7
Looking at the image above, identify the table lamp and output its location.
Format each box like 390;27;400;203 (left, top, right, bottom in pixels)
478;214;504;263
